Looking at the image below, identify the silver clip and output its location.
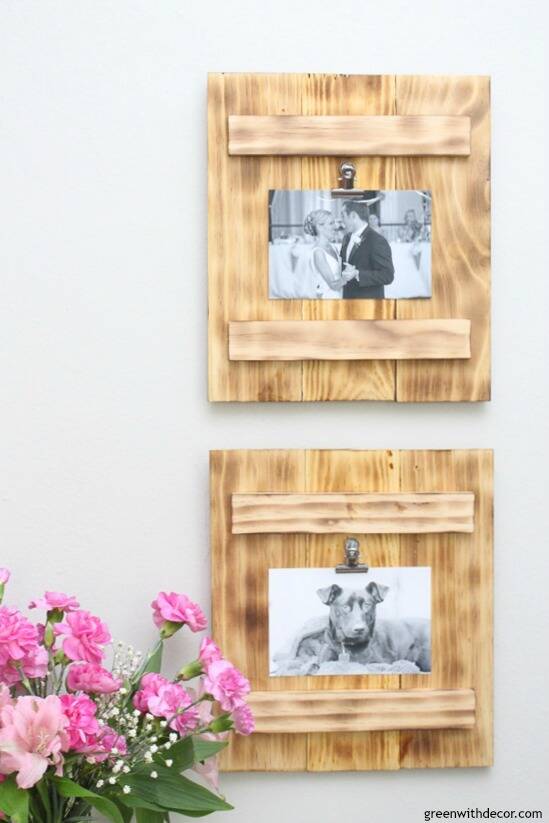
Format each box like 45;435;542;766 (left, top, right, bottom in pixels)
331;161;361;198
335;537;369;574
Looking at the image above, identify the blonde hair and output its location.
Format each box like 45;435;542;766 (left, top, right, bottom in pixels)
304;209;332;237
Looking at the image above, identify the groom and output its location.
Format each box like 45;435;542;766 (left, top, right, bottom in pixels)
340;201;395;299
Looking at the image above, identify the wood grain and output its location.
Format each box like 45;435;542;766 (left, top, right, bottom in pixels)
249;689;475;733
398;450;493;768
229;319;471;361
232;492;475;534
300;74;396;401
304;450;401;771
229;115;471;156
211;450;493;771
210;450;308;771
208;74;303;402
209;74;491;402
395;76;491;401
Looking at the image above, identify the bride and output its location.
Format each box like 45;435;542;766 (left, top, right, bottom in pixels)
303;209;354;299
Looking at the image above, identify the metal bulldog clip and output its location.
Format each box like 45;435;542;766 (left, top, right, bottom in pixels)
331;160;386;206
335;537;369;574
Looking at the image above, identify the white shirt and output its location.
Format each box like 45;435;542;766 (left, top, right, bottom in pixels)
346;228;366;261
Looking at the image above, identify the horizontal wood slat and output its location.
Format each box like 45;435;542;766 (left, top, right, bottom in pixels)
249;689;476;734
232;492;475;534
229;319;471;361
228;115;471;156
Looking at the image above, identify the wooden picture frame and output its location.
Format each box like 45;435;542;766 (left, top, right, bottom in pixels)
210;449;493;772
208;73;491;402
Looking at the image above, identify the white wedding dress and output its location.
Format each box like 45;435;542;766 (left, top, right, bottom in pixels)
309;246;342;299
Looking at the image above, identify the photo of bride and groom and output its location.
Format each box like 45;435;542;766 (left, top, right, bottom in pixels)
268;189;432;300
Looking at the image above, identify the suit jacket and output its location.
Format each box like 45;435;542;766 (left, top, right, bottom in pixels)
341;225;395;299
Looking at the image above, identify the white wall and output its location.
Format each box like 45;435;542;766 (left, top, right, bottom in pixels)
1;1;548;821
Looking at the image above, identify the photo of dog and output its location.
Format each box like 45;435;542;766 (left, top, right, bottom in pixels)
269;567;431;677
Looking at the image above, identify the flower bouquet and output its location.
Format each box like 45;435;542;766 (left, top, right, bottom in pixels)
0;568;254;822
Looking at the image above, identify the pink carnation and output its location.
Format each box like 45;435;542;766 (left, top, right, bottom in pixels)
54;610;111;664
199;637;222;667
203;660;250;712
133;673;199;735
151;592;207;633
29;592;80;613
74;725;127;763
0;606;48;686
20;645;48;681
95;727;127;761
59;694;100;751
66;663;122;695
0;695;69;788
232;703;254;735
0;570;10;585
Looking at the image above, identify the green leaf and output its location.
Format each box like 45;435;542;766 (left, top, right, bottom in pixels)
130;639;164;691
111;797;135;823
117;795;167;813
192;738;228;763
35;777;52;821
53;776;124;823
158;736;194;771
135;809;169;822
123;765;233;814
141;640;164;676
0;775;29;823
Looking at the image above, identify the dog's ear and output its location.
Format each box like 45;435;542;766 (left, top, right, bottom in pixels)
317;584;343;605
366;581;390;603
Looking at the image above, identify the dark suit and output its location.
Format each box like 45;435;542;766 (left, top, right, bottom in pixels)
341;226;395;299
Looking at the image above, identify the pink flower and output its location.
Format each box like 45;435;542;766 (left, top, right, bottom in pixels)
29;592;80;613
94;727;127;761
74;725;127;763
151;592;207;634
0;695;69;788
66;663;122;695
187;683;214;727
203;660;250;712
232;703;254;735
199;637;222;667
59;694;100;751
0;686;12;710
133;673;199;735
20;645;48;680
132;673;165;713
0;606;48;685
54;610;111;664
0;570;10;585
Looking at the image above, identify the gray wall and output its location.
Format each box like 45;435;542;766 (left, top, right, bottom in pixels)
1;1;548;821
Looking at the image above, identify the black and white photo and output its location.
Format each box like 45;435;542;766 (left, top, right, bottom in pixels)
268;189;432;300
269;567;431;677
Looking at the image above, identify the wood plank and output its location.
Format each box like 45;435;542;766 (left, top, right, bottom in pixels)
300;74;397;401
232;492;475;534
211;450;493;771
398;450;493;768
249;689;475;734
395;76;491;401
228;115;471;156
210;450;308;771
209;75;490;402
229;319;471;361
305;450;401;771
208;73;303;402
